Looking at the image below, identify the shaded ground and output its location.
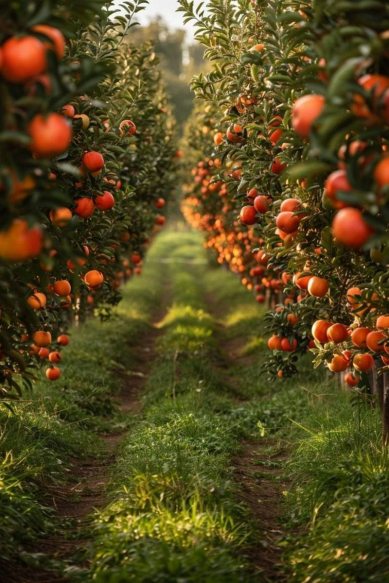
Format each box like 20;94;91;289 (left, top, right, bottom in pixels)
4;229;384;583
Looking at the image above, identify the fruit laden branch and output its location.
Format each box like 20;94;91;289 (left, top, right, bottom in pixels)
0;0;176;398
179;0;389;439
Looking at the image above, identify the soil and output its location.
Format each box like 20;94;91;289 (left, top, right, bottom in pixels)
233;439;289;582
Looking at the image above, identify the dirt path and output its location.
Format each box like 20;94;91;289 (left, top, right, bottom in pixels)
234;439;288;581
205;294;288;581
223;336;288;581
12;317;164;583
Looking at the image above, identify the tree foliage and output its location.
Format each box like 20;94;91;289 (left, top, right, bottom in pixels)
180;0;389;408
0;0;177;399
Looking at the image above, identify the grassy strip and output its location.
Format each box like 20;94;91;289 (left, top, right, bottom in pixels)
0;244;168;577
285;390;389;582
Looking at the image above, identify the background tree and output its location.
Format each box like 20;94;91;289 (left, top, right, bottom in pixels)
128;17;206;131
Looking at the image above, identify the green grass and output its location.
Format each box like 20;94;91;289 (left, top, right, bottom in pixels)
205;261;389;581
82;230;389;583
284;388;389;582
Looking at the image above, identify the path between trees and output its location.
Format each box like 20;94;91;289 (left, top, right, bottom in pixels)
10;229;288;583
207;295;288;581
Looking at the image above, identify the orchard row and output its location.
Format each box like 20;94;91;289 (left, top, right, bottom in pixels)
180;0;389;429
0;1;176;397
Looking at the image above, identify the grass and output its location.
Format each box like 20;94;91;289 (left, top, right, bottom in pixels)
285;388;389;582
0;227;388;582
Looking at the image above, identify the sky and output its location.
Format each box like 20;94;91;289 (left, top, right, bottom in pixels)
114;0;195;39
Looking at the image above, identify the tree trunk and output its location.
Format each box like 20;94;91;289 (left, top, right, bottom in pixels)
376;364;385;412
265;288;271;309
382;372;389;445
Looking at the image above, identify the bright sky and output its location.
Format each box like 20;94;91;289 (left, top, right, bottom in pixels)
114;0;195;38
